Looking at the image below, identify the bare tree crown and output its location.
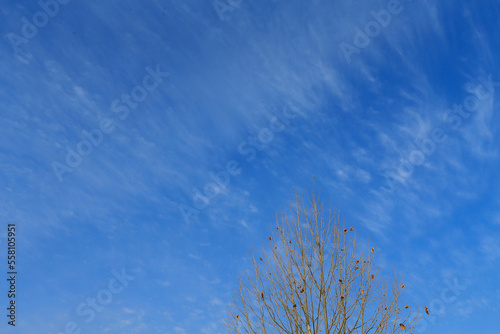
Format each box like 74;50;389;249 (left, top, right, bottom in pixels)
225;188;418;333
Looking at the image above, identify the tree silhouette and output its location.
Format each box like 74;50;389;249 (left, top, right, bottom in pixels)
225;187;418;333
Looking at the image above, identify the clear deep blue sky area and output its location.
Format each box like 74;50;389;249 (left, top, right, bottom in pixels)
1;0;499;333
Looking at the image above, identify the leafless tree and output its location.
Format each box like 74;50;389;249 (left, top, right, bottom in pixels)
225;188;418;333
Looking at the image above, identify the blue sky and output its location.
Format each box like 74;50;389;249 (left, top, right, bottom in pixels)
1;0;499;333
